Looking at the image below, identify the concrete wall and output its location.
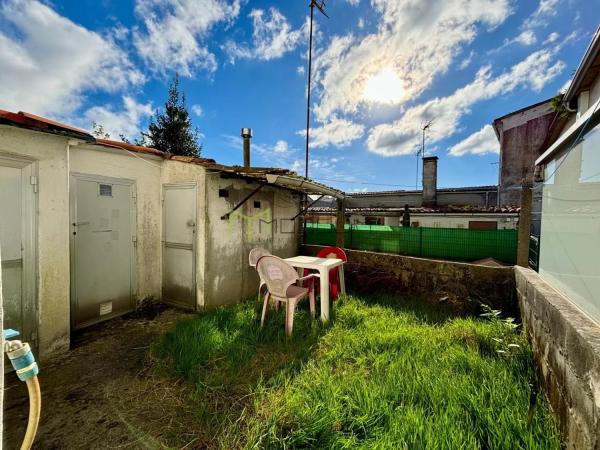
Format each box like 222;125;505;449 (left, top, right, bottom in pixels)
204;173;300;309
302;245;516;316
515;266;600;449
71;144;163;303
0;126;71;358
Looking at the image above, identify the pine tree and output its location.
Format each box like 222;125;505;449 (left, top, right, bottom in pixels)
145;74;201;156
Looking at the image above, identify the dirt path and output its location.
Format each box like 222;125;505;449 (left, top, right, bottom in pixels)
3;307;194;450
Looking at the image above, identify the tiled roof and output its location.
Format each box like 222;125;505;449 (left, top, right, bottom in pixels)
347;185;498;197
0;110;93;140
309;205;520;214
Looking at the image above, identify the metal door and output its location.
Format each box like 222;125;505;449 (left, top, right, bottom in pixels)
0;157;36;347
162;183;196;309
71;174;135;329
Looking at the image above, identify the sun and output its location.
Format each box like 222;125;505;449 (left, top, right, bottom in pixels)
363;69;404;104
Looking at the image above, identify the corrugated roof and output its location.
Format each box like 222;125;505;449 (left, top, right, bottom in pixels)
347;185;498;197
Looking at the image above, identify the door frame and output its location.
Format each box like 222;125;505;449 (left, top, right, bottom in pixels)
69;172;137;329
0;153;38;348
162;182;197;310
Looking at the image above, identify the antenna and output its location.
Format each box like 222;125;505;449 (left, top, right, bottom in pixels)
304;0;329;179
416;119;434;189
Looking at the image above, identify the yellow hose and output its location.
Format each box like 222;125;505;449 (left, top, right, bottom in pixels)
20;376;41;450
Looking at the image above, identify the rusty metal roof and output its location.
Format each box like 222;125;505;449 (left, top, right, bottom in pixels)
0;110;94;141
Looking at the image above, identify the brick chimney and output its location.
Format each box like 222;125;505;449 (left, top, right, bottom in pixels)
422;156;438;207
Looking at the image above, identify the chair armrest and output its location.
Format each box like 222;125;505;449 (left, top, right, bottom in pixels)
297;273;319;283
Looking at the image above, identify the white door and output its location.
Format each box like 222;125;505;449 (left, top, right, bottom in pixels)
162;183;196;309
0;157;36;346
71;174;135;328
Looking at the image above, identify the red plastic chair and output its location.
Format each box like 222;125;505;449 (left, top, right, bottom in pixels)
304;246;347;301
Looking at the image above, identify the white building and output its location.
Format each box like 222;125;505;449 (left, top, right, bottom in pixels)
0;111;341;359
534;26;600;325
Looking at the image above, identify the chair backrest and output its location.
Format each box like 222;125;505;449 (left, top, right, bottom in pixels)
249;247;271;267
316;246;347;262
256;255;298;298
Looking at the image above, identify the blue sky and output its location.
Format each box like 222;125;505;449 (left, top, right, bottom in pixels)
1;0;598;192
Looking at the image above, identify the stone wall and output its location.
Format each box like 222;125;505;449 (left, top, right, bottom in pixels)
515;266;600;449
302;245;516;316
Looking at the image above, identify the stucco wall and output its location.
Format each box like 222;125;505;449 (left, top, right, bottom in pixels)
515;266;600;449
204;173;300;309
302;245;516;316
0;126;71;358
71;144;163;302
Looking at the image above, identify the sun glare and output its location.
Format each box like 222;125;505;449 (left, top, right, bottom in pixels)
363;69;404;104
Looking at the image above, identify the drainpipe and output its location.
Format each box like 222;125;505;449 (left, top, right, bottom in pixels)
241;128;252;168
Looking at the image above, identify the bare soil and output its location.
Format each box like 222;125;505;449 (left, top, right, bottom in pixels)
3;305;201;450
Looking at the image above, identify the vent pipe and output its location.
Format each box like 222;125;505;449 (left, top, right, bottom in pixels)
422;156;438;207
241;128;252;168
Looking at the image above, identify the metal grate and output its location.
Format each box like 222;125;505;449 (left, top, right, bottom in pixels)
99;184;112;197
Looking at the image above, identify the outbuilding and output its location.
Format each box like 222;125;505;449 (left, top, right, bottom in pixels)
0;110;343;359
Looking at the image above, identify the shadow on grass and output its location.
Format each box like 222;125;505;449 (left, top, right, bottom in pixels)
151;298;334;442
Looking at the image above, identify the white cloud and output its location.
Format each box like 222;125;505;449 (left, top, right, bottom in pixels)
312;0;512;122
346;0;360;6
357;18;365;29
514;30;537;45
133;0;241;76
544;32;560;44
273;140;290;154
367;49;565;156
223;8;303;63
0;0;143;117
82;96;153;140
191;104;204;117
459;51;476;70
297;66;305;76
448;124;499;156
522;0;560;29
305;116;365;148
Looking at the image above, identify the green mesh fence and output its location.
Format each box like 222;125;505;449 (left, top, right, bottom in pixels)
306;223;518;264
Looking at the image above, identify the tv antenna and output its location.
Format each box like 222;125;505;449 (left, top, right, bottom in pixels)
416;119;434;189
304;0;328;179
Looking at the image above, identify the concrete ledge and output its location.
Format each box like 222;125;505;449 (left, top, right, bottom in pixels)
302;245;516;316
515;266;600;449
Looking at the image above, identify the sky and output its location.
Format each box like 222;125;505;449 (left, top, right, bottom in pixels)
1;0;598;192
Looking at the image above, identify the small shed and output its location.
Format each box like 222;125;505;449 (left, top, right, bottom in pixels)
0;110;343;359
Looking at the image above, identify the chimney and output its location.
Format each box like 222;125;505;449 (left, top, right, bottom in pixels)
241;127;252;168
422;156;438;207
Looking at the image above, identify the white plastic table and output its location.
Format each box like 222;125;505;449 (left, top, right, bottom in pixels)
284;256;345;322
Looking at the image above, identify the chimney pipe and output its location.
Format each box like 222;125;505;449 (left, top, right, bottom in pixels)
422;156;438;207
241;127;252;168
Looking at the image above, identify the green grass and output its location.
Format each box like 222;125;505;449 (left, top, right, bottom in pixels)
153;295;560;449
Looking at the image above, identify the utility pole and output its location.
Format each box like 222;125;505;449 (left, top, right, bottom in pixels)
304;0;328;179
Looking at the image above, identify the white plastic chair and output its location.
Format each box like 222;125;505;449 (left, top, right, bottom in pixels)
256;255;317;336
249;247;271;301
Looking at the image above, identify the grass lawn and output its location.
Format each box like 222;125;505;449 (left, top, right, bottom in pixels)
153;294;560;449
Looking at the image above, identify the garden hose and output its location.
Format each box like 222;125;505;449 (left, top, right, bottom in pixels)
4;338;41;450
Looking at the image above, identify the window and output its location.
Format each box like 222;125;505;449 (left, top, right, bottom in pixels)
365;216;384;225
254;200;261;208
218;189;229;198
99;184;112;197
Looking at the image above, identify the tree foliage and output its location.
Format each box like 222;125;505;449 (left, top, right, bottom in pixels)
144;74;202;156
